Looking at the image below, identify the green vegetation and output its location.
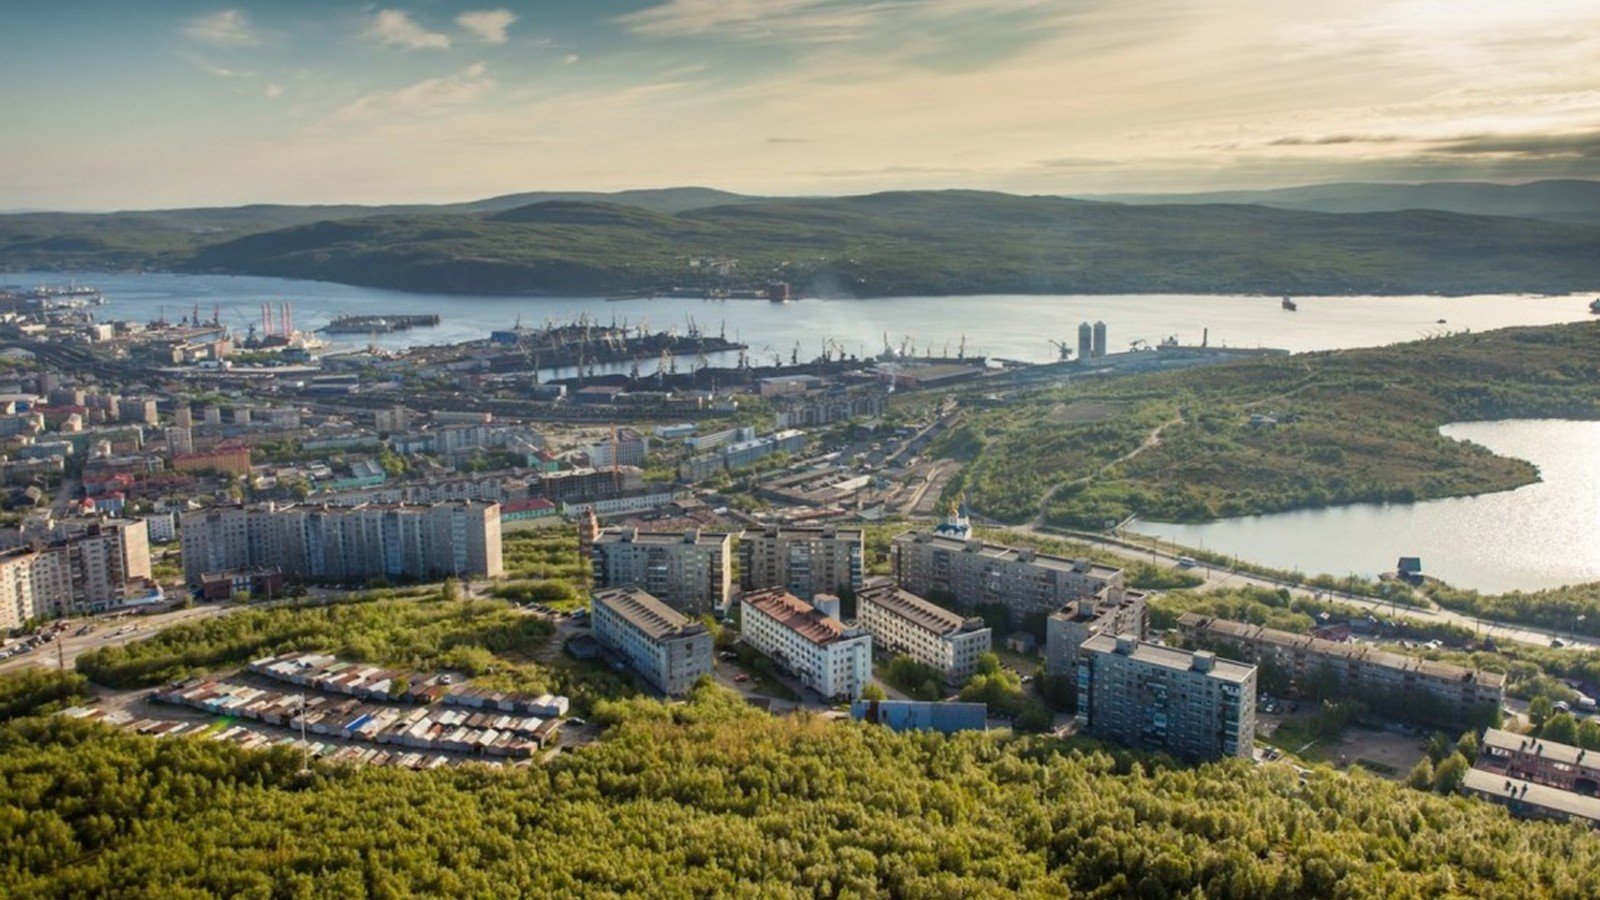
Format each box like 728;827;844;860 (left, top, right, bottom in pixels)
0;669;90;722
957;653;1053;732
501;526;586;583
949;322;1600;527
1430;581;1600;640
5;685;1600;896
7;192;1600;296
879;654;946;701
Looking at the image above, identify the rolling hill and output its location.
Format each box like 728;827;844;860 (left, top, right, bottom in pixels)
1083;180;1600;225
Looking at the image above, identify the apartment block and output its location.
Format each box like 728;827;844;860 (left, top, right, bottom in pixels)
739;587;872;701
1476;728;1600;795
585;428;650;469
0;548;36;630
1044;592;1149;676
1461;770;1600;827
179;501;501;586
172;441;251;476
739;525;864;600
1077;633;1256;762
589;527;737;616
1177;613;1505;721
891;531;1126;621
855;580;991;684
0;518;153;621
591;586;714;696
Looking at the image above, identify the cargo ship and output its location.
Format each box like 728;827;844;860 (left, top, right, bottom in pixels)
321;314;442;334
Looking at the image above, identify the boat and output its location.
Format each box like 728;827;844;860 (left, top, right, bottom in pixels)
1281;295;1298;312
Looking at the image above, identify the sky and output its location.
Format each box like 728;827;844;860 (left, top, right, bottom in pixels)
1;0;1597;209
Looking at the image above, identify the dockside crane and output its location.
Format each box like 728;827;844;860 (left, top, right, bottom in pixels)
1049;339;1072;361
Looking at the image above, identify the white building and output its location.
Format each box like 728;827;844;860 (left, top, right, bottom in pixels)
143;511;178;544
591;586;714;696
739;587;872;701
856;581;991;684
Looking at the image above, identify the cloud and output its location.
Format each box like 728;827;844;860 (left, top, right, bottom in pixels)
615;0;1058;45
182;9;258;46
561;53;580;65
1266;134;1409;146
457;9;516;44
264;83;284;100
1432;130;1600;159
766;137;811;144
334;63;495;120
365;10;451;50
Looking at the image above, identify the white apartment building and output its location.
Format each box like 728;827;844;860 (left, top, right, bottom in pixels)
0;548;37;630
739;587;872;701
591;586;714;696
855;581;991;684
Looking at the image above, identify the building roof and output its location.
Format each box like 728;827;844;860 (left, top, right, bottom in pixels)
895;530;1122;580
595;527;736;546
1178;613;1506;690
592;587;705;641
1081;632;1256;684
751;524;863;540
1461;768;1600;825
858;581;983;636
741;587;852;646
1482;728;1598;769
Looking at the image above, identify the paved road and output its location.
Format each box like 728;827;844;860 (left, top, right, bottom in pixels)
0;603;239;676
994;521;1600;652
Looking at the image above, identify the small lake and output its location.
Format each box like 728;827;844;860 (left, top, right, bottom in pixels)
1133;420;1600;594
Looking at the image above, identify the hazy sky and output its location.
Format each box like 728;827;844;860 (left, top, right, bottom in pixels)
2;0;1597;209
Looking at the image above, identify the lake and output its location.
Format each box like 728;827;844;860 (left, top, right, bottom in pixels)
4;271;1595;366
1133;420;1600;594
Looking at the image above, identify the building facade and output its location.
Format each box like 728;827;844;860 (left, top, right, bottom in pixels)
1476;728;1600;795
1044;592;1149;676
179;501;501;585
591;586;714;696
855;580;990;684
0;518;153;622
1177;613;1505;723
891;531;1126;621
1077;633;1257;762
739;587;872;701
589;527;737;616
739;525;864;601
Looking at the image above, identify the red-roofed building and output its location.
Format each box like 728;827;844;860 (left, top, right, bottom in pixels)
739;586;872;700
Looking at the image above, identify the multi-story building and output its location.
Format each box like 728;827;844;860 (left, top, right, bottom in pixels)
739;525;864;601
0;519;154;621
1044;592;1149;676
589;527;737;616
1077;633;1256;762
179;501;501;586
1475;728;1600;795
739;587;872;701
584;428;650;469
891;531;1126;621
1177;613;1505;723
172;441;252;476
164;426;194;457
1460;769;1600;828
855;580;991;684
591;586;714;696
374;406;412;434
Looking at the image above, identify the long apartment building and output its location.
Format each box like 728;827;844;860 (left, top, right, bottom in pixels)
1476;728;1600;796
180;502;501;586
1045;592;1149;677
0;518;153;627
1077;633;1257;762
591;586;714;696
739;587;872;701
589;527;738;616
739;525;864;601
1177;613;1505;721
891;531;1126;621
855;580;990;684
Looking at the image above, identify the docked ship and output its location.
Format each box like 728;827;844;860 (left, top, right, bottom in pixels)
321;314;442;334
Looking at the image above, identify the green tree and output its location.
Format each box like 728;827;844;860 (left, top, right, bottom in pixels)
1406;756;1435;791
1454;730;1479;763
1432;752;1470;794
1528;695;1553;728
860;683;887;702
1540;712;1579;745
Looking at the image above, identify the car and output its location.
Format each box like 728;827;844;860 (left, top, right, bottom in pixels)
440;674;456;685
1176;556;1198;568
733;673;750;683
1551;638;1568;648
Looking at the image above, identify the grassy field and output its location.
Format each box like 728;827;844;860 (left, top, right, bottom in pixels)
941;321;1600;528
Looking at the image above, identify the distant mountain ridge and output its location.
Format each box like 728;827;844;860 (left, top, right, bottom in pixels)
1081;180;1600;224
2;185;1598;297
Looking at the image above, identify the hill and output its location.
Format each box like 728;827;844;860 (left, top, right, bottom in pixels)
1084;179;1600;225
5;189;1600;296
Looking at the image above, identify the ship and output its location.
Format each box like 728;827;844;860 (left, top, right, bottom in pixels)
321;314;442;334
1281;295;1298;311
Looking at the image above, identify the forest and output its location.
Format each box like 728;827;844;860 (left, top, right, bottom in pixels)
2;681;1598;897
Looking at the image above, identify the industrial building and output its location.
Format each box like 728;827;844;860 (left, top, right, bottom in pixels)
1177;613;1505;722
589;527;738;616
891;530;1127;621
591;586;714;696
179;501;501;585
1077;633;1257;762
855;580;991;684
739;524;864;601
739;587;872;701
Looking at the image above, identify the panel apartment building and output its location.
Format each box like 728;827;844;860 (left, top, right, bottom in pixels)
591;586;714;696
1177;613;1505;722
739;587;872;701
180;502;501;585
739;525;864;601
1077;633;1257;762
855;580;991;684
891;531;1126;622
1044;592;1149;677
0;518;153;627
590;527;738;616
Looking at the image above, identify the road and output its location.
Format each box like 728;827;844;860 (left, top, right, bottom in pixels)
997;521;1599;652
0;603;238;676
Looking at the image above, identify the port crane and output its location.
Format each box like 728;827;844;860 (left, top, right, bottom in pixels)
1048;339;1072;361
